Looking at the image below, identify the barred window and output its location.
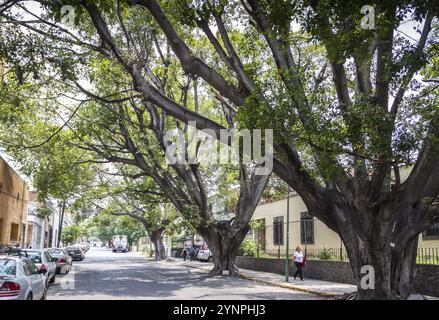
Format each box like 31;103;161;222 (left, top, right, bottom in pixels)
424;223;439;239
300;212;314;244
273;216;284;245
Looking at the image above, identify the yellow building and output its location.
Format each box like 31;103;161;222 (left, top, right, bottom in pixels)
252;193;344;255
251;167;439;255
0;156;31;247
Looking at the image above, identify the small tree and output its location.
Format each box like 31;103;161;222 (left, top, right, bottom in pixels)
61;225;82;246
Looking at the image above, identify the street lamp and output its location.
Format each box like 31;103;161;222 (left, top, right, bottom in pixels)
285;185;291;282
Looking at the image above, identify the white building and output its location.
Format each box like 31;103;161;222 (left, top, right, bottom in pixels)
26;192;50;249
26;193;71;249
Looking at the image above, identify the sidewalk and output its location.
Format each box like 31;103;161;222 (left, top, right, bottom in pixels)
181;261;356;298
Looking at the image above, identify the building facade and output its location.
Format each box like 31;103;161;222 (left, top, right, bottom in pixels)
0;156;31;247
252;193;439;255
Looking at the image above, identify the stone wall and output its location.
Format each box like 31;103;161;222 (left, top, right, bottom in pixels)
236;256;439;297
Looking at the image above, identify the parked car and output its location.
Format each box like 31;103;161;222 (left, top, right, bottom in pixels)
66;246;85;261
8;249;57;287
0;256;47;300
197;248;213;262
47;248;73;274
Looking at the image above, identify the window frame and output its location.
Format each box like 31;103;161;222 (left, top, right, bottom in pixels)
300;212;315;245
423;222;439;240
273;216;284;246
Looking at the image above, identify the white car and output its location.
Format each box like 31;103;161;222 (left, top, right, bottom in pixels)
0;256;47;300
197;249;213;262
8;249;57;287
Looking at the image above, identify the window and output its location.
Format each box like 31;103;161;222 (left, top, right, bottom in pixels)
24;251;42;264
44;252;53;263
300;212;314;244
0;259;16;276
10;223;19;242
423;223;439;239
23;259;39;275
22;259;33;276
273;216;284;246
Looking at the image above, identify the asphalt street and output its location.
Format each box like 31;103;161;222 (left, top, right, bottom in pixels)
48;247;325;300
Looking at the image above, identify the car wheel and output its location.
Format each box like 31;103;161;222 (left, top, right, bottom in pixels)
208;256;213;263
50;274;56;283
41;289;47;300
27;293;33;300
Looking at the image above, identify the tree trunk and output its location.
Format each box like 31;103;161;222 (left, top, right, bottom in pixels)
57;200;66;248
149;229;167;261
390;236;418;299
202;220;249;278
336;208;421;300
344;238;396;300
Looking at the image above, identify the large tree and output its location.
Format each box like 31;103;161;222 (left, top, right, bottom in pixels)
1;0;438;299
0;0;271;276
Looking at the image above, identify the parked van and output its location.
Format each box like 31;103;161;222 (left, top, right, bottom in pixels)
112;235;129;253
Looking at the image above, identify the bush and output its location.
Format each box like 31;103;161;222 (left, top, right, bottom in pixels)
240;239;258;257
317;247;332;260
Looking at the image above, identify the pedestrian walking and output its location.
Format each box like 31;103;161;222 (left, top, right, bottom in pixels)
188;246;194;261
293;246;304;280
182;247;188;261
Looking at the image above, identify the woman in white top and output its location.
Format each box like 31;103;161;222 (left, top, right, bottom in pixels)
293;246;304;280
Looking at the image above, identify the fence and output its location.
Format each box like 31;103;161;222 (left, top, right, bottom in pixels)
417;248;439;265
244;217;347;260
242;219;439;265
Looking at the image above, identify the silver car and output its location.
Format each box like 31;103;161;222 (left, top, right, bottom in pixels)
47;248;72;274
8;249;57;287
197;248;213;262
0;256;47;300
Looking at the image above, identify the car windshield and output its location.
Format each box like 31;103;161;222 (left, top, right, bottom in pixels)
9;250;42;263
48;249;64;255
0;259;16;276
25;252;43;264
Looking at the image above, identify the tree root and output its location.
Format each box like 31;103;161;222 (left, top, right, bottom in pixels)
208;268;223;277
334;292;358;300
207;266;241;278
335;291;428;300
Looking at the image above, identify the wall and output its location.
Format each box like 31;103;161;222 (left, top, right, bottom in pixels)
0;157;30;246
252;194;343;255
236;256;439;297
252;191;439;253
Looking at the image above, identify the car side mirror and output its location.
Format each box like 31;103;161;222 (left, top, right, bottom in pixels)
39;268;47;275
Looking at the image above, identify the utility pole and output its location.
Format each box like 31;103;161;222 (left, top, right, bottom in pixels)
285;186;290;282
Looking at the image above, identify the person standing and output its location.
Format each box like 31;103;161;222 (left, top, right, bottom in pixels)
182;247;188;261
293;246;304;280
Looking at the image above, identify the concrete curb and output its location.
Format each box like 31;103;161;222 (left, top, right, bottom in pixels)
238;273;337;298
181;263;337;298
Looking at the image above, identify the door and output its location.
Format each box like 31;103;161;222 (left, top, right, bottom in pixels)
23;259;45;299
43;252;56;278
